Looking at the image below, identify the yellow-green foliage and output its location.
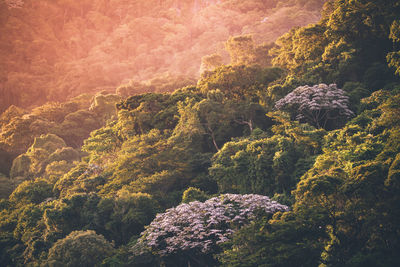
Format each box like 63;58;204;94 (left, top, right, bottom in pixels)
0;174;15;199
10;154;31;179
45;161;76;183
210;114;324;196
1;1;400;265
9;178;53;206
89;93;122;122
10;134;80;182
181;187;209;203
0;105;26;126
225;35;256;65
47;147;80;165
46;230;114;267
28;134;66;153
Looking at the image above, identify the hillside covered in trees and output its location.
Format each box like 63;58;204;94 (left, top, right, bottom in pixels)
0;0;325;112
1;0;400;266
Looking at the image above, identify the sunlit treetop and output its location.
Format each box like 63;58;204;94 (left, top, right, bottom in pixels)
275;83;354;129
134;194;288;257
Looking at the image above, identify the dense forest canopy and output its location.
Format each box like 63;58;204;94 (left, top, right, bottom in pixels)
0;0;325;112
1;0;400;266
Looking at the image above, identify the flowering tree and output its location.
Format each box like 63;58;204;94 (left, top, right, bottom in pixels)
275;83;354;129
132;194;288;266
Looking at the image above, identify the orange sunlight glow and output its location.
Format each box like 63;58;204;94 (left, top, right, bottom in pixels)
0;0;322;112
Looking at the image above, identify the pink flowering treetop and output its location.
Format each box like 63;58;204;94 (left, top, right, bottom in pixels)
275;83;354;129
132;194;288;265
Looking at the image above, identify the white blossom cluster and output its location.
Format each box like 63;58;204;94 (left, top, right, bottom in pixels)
275;83;354;127
134;194;288;256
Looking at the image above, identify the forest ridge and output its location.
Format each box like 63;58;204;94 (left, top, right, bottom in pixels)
0;0;325;112
1;0;400;266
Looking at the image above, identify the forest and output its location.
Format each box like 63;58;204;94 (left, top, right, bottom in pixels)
0;0;400;266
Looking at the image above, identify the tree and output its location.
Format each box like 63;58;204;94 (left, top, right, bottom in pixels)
219;210;327;267
275;83;353;129
195;96;233;151
271;0;400;87
181;187;208;203
46;230;114;267
198;64;283;102
0;173;19;198
387;20;400;76
9;134;78;180
210;122;324;196
82;122;122;164
225;35;256;65
98;190;158;245
133;194;288;267
9;178;53;206
89;92;121;123
56;110;102;147
200;53;224;74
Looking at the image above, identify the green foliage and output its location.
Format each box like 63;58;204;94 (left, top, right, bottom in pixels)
388;20;400;76
46;147;80;165
0;105;26;126
0;232;20;266
29;134;66;153
9;179;53;206
82;122;122;164
115;88;203;137
9;134;80;182
294;92;400;266
99;191;158;245
53;163;98;198
116;74;197;98
43;193;103;235
89;93;121;123
271;0;400;89
45;230;114;267
43;192;158;246
56;110;102;147
181;187;208;203
0;0;323;113
0;174;17;199
198;65;284;100
226;35;257;65
9;154;31;180
200;53;224;73
0;95;106;178
219;90;400;266
263;75;303;109
342;81;371;112
219;211;327;267
173;95;244;152
2;1;400;265
210;117;324;196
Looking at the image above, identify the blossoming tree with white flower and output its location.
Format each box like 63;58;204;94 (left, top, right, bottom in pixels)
132;194;288;266
275;83;354;129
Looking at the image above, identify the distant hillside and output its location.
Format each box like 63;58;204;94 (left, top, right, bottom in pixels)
0;0;325;112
